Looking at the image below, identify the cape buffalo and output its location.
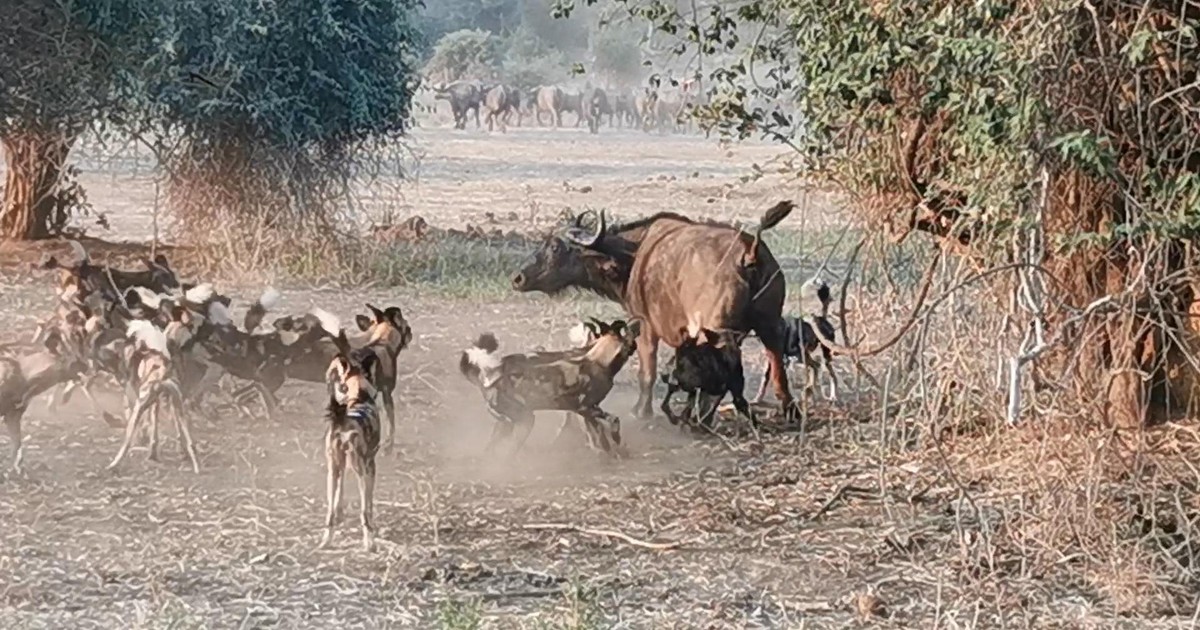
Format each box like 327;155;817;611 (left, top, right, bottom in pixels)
434;81;483;130
583;87;610;134
483;84;513;133
612;90;637;128
510;201;798;418
534;86;564;127
560;90;585;127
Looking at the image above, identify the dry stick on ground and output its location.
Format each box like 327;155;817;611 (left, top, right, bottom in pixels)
522;523;693;551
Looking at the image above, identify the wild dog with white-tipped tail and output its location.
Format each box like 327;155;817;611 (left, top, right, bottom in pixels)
459;319;639;458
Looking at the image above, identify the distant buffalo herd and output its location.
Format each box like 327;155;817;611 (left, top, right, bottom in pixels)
427;80;705;135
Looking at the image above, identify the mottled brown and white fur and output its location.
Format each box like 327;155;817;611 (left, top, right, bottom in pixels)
107;320;200;473
459;319;639;458
317;313;382;552
0;331;90;472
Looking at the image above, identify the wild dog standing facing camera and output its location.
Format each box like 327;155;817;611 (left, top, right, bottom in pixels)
660;324;754;429
319;333;382;552
459;319;640;458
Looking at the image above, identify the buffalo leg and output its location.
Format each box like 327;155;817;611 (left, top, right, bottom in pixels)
755;322;796;418
633;330;659;419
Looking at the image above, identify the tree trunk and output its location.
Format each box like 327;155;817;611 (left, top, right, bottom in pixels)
0;131;77;240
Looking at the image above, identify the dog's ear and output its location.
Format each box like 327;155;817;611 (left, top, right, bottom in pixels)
152;254;171;270
326;355;351;383
355;314;372;332
273;316;294;332
365;303;384;323
40;255;61;270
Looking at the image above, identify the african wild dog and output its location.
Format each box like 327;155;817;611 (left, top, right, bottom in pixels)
660;324;754;429
312;310;383;551
459;318;639;458
753;277;839;403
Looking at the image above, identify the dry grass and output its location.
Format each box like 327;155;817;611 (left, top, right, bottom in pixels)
0;124;1197;628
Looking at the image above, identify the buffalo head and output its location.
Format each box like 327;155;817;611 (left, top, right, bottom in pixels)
511;210;616;295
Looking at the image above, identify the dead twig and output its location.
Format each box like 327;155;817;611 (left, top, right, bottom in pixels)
522;522;692;551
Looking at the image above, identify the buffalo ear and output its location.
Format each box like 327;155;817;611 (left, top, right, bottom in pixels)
273;316;294;332
366;303;384;323
355;314;372;332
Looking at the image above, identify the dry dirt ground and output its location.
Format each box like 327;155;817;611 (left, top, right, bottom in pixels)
0;126;1166;629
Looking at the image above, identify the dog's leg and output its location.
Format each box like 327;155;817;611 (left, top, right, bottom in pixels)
660;384;680;425
551;412;581;448
586;408;626;459
147;403;160;462
357;454;377;552
318;442;343;549
806;359;820;401
171;392;200;474
823;349;839;401
382;391;396;455
250;382;278;421
44;383;64;411
4;411;24;474
751;355;772;404
507;411;535;458
108;392;150;471
482;421;513;457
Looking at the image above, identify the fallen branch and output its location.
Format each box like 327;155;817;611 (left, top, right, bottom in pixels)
522;523;691;551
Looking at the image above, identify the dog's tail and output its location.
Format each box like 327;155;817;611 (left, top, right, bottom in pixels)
126;319;170;357
243;286;280;332
183;283;215;305
312;307;352;355
459;333;501;386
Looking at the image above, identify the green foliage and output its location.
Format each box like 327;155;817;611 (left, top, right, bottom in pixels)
435;597;483;630
425;29;501;82
416;0;520;53
585;0;1200;254
592;21;644;82
137;0;420;148
501;26;570;89
0;0;152;134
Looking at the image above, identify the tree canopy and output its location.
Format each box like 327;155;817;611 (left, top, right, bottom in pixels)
0;0;423;241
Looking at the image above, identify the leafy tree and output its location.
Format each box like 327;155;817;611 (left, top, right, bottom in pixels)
591;20;644;84
0;0;150;239
571;0;1200;428
416;0;520;51
424;29;501;83
500;26;569;90
136;0;422;270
